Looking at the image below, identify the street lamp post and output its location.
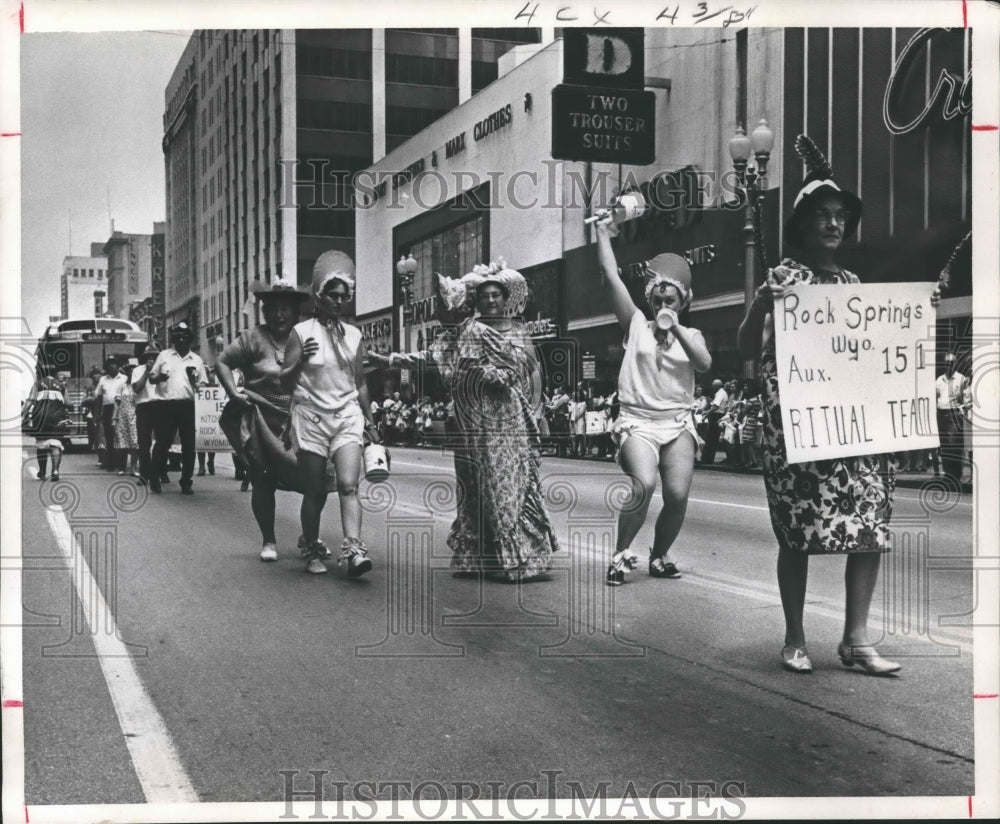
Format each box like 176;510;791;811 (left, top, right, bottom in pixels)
395;252;417;391
728;118;774;378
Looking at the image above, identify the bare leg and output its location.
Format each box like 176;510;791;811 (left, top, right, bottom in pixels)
615;437;659;553
652;432;696;562
330;442;363;539
777;545;809;648
843;552;882;646
250;468;277;545
298;451;329;545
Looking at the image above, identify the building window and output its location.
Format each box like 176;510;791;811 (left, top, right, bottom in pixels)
386;53;458;87
297;99;372;133
471;60;498;93
386;105;451;137
472;28;542;43
296;46;372;81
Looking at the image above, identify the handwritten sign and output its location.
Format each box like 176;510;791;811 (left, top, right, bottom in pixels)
773;282;938;463
195;386;231;451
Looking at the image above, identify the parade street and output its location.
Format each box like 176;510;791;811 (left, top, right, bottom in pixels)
18;445;975;807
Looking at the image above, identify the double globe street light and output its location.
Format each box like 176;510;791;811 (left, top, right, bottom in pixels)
395;252;418;376
728;117;774;377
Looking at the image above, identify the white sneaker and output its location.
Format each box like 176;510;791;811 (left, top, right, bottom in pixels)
260;543;278;562
339;537;373;578
306;557;327;574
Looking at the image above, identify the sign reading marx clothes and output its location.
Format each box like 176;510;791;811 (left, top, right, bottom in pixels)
774;282;938;463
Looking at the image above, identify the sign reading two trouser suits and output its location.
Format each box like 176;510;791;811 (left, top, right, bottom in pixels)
773;282;939;463
195;385;231;451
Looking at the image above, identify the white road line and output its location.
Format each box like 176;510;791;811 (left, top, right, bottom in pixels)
40;491;198;803
367;496;973;655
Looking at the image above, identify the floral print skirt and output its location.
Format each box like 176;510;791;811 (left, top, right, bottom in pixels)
448;379;560;581
759;351;896;554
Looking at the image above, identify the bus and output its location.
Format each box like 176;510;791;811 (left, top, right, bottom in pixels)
32;318;149;447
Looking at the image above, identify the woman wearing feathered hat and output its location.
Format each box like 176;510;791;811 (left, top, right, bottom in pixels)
368;260;560;582
593;219;712;587
280;251;380;577
737;135;939;676
216;276;309;562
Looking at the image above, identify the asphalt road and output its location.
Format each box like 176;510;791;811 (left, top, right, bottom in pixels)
16;445;977;809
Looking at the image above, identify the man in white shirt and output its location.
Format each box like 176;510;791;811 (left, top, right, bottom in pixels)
94;357;127;470
699;378;730;465
935;353;971;486
146;323;207;494
129;342;160;486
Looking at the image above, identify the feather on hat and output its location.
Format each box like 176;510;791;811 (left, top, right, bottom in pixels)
785;135;863;248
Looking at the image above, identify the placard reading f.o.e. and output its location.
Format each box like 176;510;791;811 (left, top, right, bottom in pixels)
773;282;938;463
195;385;231;451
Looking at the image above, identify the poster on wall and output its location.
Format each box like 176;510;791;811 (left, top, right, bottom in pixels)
774;281;938;463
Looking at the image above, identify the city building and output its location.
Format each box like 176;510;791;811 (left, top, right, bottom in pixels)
355;27;972;394
127;223;167;347
60;250;108;320
162;28;544;355
103;228;156;321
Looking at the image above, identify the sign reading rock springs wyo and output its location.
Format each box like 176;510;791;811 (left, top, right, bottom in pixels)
773;282;938;463
551;84;656;165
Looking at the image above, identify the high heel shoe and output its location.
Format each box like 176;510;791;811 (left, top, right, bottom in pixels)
837;642;901;676
781;646;813;674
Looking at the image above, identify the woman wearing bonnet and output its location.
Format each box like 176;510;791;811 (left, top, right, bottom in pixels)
370;261;560;582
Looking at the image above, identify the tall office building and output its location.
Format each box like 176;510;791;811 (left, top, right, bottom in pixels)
60;253;108;320
162;28;543;352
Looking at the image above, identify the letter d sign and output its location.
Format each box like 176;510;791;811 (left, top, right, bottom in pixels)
585;35;632;76
563;28;645;89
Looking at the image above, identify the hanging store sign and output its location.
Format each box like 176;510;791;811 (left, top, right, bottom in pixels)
563;28;645;89
551;84;656;165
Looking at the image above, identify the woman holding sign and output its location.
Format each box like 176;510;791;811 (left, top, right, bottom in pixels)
593;217;712;587
737;135;939;676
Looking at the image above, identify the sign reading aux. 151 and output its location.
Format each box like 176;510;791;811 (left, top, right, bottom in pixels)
551;85;655;165
774;282;938;464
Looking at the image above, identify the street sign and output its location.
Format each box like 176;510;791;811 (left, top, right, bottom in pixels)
563;28;645;89
552;84;656;165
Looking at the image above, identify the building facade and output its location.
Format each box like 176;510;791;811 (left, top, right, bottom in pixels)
60;253;108;319
102;230;155;321
355;27;972;395
162;28;543;355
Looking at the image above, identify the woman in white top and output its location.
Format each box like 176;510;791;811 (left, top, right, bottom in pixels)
594;216;712;586
282;251;380;577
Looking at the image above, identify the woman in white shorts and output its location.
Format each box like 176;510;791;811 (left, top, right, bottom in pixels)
282;250;380;577
594;216;712;586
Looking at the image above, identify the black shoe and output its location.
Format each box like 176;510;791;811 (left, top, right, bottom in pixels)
181;486;194;496
149;477;162;494
649;555;682;579
197;468;206;476
160;473;170;484
605;565;625;587
240;478;250;492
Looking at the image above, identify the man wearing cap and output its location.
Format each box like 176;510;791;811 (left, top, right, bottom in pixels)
935;353;971;487
281;250;379;576
146;322;208;494
94;357;127;470
130;341;161;485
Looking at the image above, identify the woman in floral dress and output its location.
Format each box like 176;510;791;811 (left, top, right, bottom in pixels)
738;136;939;677
370;263;559;582
113;364;140;476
